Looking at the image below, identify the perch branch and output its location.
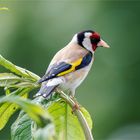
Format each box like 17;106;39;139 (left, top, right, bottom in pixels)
56;89;94;140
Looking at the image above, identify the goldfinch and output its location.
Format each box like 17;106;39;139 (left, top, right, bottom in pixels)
36;30;110;98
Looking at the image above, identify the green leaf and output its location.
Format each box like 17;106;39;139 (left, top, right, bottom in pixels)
0;55;40;81
11;111;32;140
11;97;55;140
80;107;93;130
0;88;29;130
0;102;19;130
0;73;39;89
0;73;21;87
0;96;51;128
47;99;92;140
15;66;40;81
31;122;56;140
10;82;38;88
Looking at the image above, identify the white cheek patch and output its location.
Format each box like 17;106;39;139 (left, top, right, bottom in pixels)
82;38;93;52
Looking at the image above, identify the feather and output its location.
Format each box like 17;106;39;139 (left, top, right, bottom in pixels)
38;62;71;83
38;52;92;83
36;84;57;98
46;77;65;87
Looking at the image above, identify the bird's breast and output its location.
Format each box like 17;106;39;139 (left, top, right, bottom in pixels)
61;58;94;90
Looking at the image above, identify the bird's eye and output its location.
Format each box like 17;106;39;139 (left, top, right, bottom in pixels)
90;38;100;44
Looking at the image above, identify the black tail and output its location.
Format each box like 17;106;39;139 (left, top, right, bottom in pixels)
35;85;57;98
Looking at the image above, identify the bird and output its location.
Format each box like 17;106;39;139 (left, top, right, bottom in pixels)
36;30;110;99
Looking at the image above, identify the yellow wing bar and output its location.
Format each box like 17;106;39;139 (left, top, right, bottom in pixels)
57;58;83;76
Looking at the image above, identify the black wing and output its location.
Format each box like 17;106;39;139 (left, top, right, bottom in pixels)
38;52;92;83
38;62;72;83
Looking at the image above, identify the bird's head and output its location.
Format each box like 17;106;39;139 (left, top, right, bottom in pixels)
72;30;110;52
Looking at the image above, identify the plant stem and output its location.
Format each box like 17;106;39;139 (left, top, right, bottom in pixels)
57;89;94;140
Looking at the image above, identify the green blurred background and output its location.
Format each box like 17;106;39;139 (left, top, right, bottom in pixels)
0;0;140;140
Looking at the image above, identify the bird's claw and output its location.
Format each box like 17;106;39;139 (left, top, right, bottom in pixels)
71;102;81;114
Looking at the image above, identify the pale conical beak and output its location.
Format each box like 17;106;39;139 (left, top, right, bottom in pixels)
97;39;110;48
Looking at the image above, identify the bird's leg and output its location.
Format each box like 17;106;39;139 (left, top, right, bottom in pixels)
69;90;81;114
56;88;81;113
71;102;81;114
69;90;78;104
